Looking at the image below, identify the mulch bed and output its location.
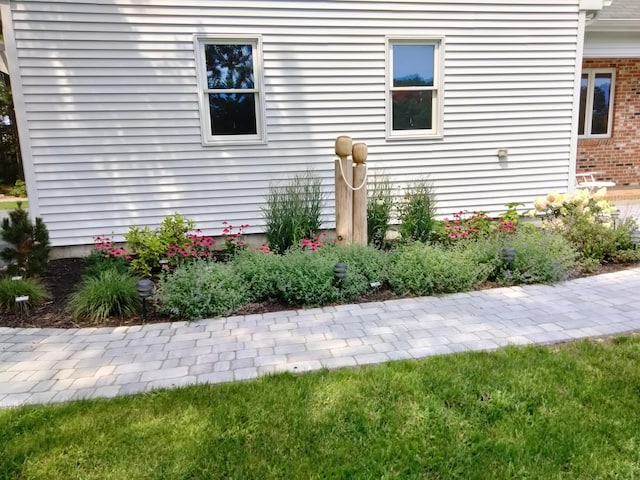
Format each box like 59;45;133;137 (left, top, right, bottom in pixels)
0;257;638;330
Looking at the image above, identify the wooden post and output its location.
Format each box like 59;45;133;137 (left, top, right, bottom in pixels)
335;136;353;244
352;143;368;246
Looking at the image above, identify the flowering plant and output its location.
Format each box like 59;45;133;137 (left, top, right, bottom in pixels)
299;232;329;252
442;211;517;241
221;222;248;259
255;243;273;254
166;229;217;262
93;235;132;260
529;188;616;225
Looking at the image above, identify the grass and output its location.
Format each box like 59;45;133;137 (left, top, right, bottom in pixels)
67;269;141;322
2;336;640;479
0;201;28;210
0;277;49;314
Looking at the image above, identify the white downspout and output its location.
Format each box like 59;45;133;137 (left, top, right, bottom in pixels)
568;9;587;193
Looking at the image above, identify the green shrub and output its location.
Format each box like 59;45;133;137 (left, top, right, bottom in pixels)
367;174;395;249
0;204;51;277
0;277;49;314
125;213;195;276
156;260;249;321
275;247;340;307
398;179;437;243
232;249;281;302
460;227;577;285
562;216;622;263
456;237;506;280
262;170;325;254
8;179;27;198
500;226;577;284
67;269;141;322
531;188;625;266
609;248;640;264
273;243;389;307
329;244;388;299
387;242;490;296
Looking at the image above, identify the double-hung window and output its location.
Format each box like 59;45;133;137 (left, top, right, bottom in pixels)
195;35;265;145
386;37;443;139
578;69;615;138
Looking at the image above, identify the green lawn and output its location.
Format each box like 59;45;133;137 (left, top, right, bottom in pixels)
0;200;28;210
2;336;640;479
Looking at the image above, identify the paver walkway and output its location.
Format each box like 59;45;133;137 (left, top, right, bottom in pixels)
2;267;640;408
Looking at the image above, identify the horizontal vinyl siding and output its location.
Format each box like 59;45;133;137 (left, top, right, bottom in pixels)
9;0;581;246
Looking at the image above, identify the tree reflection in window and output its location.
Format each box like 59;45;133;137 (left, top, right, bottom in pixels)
591;74;611;135
205;44;257;135
389;43;437;134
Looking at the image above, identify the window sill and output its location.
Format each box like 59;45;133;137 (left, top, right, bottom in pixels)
201;137;267;147
385;133;444;142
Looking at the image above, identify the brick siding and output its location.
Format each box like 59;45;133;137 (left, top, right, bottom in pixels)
577;58;640;187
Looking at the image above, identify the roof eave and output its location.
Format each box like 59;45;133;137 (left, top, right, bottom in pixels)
586;19;640;32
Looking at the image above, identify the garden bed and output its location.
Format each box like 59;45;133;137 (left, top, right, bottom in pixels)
1;256;638;330
3;185;640;329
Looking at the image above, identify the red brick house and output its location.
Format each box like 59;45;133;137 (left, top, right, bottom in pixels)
579;0;640;188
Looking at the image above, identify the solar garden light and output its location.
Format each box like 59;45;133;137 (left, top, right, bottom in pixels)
136;278;154;320
334;262;347;287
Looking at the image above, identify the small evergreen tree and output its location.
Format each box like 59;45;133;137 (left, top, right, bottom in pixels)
1;203;51;277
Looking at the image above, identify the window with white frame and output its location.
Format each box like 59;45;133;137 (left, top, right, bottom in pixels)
386;38;443;139
578;69;615;138
194;36;265;145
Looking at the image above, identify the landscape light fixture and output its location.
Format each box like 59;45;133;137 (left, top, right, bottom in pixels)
334;262;347;287
136;278;154;320
502;247;516;284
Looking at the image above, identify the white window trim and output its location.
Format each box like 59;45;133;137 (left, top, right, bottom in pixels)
579;68;615;139
194;34;267;146
385;36;444;141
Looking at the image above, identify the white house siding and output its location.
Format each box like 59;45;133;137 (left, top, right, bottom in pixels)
4;0;582;247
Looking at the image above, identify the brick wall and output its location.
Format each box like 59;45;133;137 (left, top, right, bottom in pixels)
577;58;640;187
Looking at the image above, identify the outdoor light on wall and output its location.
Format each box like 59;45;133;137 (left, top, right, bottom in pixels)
334;262;347;287
497;148;508;161
136;278;154;320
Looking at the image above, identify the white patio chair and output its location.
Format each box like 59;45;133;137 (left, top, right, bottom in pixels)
576;172;616;191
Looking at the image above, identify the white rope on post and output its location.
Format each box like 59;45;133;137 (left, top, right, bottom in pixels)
337;157;368;191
